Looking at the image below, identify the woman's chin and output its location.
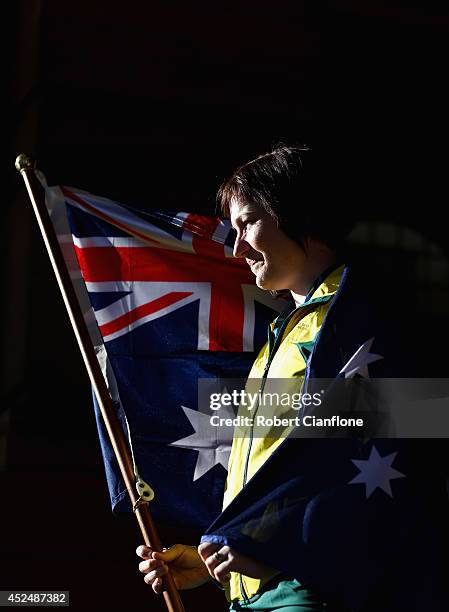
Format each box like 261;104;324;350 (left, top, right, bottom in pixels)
254;275;266;289
255;273;275;290
256;274;289;293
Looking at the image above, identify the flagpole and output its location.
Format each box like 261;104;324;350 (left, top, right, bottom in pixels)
15;154;186;612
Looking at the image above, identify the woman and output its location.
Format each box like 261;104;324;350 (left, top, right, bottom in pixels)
137;145;449;611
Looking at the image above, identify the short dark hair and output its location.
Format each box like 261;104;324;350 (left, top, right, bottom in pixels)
217;144;355;252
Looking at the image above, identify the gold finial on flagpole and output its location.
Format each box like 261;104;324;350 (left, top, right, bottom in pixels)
15;153;35;173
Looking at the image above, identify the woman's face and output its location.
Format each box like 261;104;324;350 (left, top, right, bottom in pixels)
229;198;306;291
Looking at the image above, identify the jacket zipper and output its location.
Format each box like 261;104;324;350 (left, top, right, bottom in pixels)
241;303;316;487
241;312;291;487
239;306;305;603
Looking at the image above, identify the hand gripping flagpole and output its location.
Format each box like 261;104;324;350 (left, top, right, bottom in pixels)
15;154;185;612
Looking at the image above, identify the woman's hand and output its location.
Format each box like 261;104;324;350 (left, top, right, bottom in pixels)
136;543;210;594
197;542;275;584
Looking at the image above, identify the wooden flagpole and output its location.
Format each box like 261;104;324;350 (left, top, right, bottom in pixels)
15;154;185;612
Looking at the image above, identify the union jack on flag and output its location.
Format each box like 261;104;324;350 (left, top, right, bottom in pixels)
45;184;281;528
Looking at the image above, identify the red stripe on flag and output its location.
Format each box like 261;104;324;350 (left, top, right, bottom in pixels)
209;276;245;352
74;245;252;283
99;291;192;337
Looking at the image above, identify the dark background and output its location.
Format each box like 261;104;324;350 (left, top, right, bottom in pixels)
4;2;449;610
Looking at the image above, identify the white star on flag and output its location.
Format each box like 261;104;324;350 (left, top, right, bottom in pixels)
170;403;234;481
339;337;383;378
349;445;406;498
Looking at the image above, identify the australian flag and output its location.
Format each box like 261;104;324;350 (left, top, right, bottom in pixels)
44;184;281;529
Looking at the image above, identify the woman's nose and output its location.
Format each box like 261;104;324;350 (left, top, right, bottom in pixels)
233;234;250;258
